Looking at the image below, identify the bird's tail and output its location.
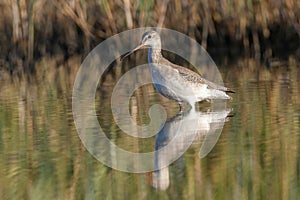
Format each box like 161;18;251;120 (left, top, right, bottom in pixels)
212;84;235;94
222;87;235;93
203;78;235;93
206;89;231;100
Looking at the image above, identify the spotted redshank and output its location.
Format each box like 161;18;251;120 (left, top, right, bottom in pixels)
122;30;234;110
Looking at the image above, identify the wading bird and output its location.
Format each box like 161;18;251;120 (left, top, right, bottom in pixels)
122;30;234;110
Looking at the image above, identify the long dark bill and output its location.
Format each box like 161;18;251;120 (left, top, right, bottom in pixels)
120;43;145;61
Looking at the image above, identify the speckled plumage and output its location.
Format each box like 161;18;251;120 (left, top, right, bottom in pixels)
122;30;234;108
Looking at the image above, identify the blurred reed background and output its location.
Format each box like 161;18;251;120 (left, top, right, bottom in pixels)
0;0;299;72
1;1;300;198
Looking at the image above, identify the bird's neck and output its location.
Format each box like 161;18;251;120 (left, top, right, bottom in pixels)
148;48;162;64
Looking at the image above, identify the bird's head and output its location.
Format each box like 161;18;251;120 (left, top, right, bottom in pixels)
139;30;161;49
121;30;161;60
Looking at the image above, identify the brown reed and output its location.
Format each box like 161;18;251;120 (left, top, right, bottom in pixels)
0;0;299;71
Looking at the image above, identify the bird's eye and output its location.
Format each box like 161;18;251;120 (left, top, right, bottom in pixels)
147;35;152;39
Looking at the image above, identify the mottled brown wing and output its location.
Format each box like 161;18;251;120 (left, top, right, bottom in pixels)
165;60;232;92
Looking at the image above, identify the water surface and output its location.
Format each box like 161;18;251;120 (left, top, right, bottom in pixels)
0;56;299;199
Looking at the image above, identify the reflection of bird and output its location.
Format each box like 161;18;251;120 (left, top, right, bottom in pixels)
122;30;234;110
151;108;232;190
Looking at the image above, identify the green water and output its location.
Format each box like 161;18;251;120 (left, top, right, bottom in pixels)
0;56;299;199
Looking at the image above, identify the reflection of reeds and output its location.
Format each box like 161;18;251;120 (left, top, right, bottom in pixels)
0;56;299;198
1;0;299;70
